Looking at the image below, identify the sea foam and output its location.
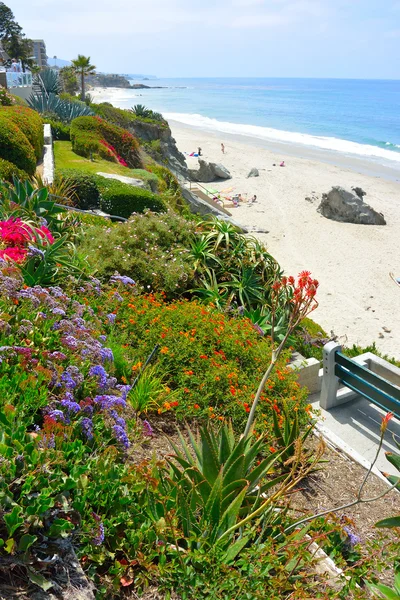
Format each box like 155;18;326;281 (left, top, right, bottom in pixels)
165;112;400;164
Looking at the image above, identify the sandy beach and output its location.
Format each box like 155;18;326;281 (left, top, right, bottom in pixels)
170;122;400;358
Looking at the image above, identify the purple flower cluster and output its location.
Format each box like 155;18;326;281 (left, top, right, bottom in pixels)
91;513;105;545
110;274;135;286
112;425;129;449
0;264;132;453
343;526;361;548
142;420;154;437
27;245;45;259
81;417;94;440
60;392;81;414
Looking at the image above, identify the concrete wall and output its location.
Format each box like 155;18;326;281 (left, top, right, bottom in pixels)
11;86;33;101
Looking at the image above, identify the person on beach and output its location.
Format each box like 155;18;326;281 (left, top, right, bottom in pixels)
198;147;202;156
280;161;285;167
221;143;225;154
249;195;257;203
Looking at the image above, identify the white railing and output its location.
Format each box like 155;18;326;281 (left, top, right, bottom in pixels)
6;72;32;88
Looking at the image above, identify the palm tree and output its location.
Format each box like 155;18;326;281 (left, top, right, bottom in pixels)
71;55;96;101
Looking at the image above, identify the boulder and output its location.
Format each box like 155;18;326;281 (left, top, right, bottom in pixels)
188;159;231;183
351;186;366;199
318;187;386;225
212;163;231;179
247;168;259;178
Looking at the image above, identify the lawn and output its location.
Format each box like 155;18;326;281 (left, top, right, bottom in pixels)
54;140;139;177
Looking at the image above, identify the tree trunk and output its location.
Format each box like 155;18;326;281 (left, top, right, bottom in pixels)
81;71;85;101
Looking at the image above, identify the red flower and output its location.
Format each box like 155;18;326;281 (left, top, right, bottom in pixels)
381;412;394;433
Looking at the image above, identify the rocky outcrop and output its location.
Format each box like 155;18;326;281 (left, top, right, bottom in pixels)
247;168;259;178
318;187;386;225
188;159;231;183
126;120;188;178
180;185;247;232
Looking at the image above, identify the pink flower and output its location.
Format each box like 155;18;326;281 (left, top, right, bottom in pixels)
0;247;27;263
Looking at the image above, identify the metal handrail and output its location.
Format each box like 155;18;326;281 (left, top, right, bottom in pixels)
34;73;49;99
49;195;127;223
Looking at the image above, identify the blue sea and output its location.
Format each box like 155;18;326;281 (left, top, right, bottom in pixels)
103;78;400;168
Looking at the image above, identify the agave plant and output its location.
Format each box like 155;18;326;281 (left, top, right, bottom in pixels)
0;178;65;226
27;93;94;123
225;266;266;308
131;104;152;118
243;305;296;345
20;236;86;286
200;217;241;251
192;269;229;309
35;69;62;95
189;234;221;271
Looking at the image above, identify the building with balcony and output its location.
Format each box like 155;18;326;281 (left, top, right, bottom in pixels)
32;39;48;68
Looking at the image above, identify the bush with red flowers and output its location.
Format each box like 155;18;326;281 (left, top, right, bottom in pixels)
70;116;141;168
0;217;54;263
97;292;308;434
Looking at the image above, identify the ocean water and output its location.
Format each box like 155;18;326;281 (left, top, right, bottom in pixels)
102;78;400;167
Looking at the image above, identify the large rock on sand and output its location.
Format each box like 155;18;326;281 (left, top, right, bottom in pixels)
188;159;231;183
318;187;386;225
247;167;259;178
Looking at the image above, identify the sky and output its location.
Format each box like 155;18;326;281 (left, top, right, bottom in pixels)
9;0;400;78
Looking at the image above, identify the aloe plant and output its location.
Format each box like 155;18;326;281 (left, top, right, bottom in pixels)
272;405;316;469
163;423;298;551
367;572;400;599
0;177;65;225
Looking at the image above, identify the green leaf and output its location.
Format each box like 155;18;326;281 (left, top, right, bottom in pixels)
375;516;400;529
205;469;223;526
18;534;38;552
219;485;248;533
27;568;53;592
221;534;251;564
4;505;24;537
4;538;15;554
367;582;400;599
385;452;400;473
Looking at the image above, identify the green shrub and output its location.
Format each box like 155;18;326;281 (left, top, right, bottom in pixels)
78;210;195;296
99;293;308;432
57;169;100;209
0;158;29;182
92;102;168;129
0;86;14;106
0;112;36;175
95;176;166;218
129;168;160;192
293;318;329;360
70;116;141;168
46;119;71;140
10;94;29;107
1;106;44;160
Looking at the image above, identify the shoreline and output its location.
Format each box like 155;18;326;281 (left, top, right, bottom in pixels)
90;87;400;182
168;119;400;183
169;121;400;358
